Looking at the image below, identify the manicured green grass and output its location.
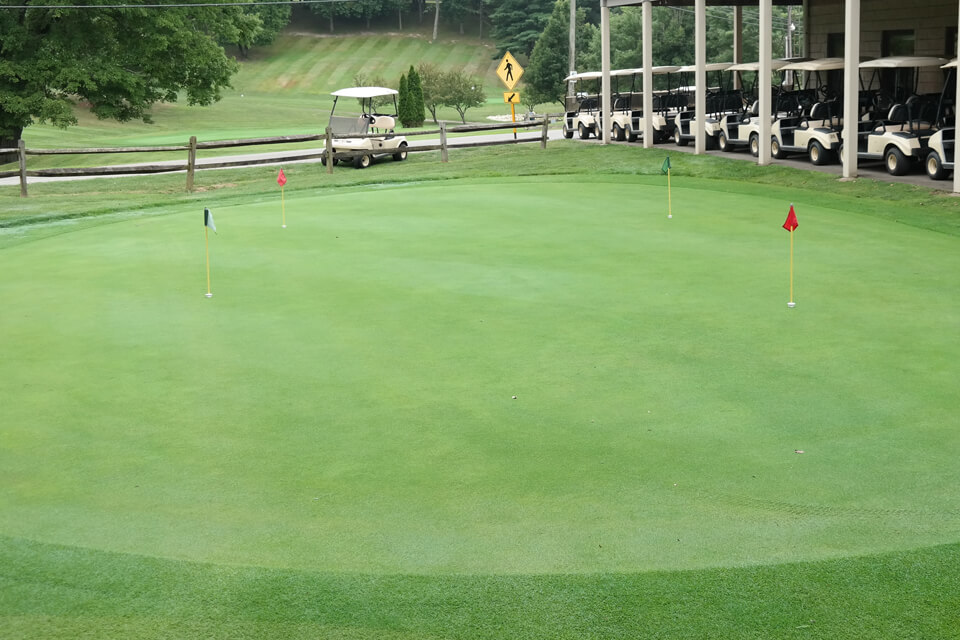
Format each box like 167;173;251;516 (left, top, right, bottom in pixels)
2;153;959;637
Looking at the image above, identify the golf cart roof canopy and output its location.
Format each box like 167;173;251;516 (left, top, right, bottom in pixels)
781;57;853;72
727;59;801;72
564;71;603;81
611;65;681;76
943;59;958;69
678;62;733;73
859;56;949;69
331;87;399;98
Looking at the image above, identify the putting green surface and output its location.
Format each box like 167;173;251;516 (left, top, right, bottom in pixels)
2;176;959;578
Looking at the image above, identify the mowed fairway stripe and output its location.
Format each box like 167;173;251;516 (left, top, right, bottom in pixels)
1;177;958;575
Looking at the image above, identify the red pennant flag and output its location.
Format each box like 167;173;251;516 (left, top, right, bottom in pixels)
277;168;287;187
783;205;798;232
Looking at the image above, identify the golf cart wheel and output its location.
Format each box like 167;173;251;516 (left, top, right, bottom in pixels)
393;142;408;162
354;153;372;169
578;123;589;139
808;140;829;166
562;125;574;139
626;127;638;143
926;151;948;180
717;131;729;152
885;146;908;176
613;124;625;142
749;133;759;157
674;127;688;147
771;136;785;159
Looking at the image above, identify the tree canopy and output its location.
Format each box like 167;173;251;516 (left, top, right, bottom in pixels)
525;0;597;109
0;0;245;147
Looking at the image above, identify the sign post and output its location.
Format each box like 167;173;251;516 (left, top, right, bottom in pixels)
496;52;524;138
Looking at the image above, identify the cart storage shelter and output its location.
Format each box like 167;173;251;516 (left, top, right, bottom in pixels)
597;0;960;191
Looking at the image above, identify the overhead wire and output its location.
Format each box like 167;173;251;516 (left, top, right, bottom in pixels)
0;0;353;9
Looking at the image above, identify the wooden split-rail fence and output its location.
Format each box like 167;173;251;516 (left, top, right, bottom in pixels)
1;118;553;197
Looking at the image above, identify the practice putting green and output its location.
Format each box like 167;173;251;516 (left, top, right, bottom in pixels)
2;175;958;580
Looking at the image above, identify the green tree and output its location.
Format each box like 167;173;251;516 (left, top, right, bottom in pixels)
407;65;426;126
489;0;555;58
525;0;596;109
442;69;485;123
417;62;448;124
0;1;241;157
397;73;413;127
230;3;292;58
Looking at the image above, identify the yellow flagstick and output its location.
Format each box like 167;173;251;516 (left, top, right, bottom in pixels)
788;229;795;307
783;203;798;308
204;225;212;298
667;166;673;219
281;184;286;228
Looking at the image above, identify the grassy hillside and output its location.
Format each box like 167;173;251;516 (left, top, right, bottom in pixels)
18;32;512;152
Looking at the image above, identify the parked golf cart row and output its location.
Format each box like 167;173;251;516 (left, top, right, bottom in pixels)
563;56;958;181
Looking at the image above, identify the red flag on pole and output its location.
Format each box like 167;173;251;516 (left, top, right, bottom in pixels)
277;168;287;187
783;205;798;231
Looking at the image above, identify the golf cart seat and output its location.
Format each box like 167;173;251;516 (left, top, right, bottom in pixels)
329;115;370;136
371;115;396;130
875;103;909;132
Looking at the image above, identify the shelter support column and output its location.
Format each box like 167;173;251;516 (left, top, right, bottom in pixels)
695;0;706;154
758;0;772;166
841;0;860;179
601;0;612;145
954;0;960;193
642;0;654;148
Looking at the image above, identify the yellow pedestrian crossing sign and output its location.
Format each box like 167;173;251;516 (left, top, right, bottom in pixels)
497;51;523;91
503;91;520;104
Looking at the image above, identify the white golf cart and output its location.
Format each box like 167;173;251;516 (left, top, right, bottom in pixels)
846;56;948;175
322;87;408;169
608;66;680;143
716;60;793;153
562;72;603;139
925;59;956;180
672;62;735;148
770;58;845;165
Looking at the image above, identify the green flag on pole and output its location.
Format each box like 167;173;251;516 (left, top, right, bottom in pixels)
661;156;671;174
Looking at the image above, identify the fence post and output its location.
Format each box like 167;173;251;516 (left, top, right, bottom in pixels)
325;127;334;174
440;122;449;163
541;117;549;150
186;136;197;192
18;139;28;198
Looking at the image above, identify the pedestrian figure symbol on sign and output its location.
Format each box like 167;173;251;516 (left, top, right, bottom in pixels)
496;52;523;91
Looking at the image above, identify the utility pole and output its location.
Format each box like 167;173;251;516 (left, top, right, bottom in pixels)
568;0;576;97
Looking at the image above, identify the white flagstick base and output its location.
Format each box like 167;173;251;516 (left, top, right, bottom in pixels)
787;302;796;308
668;214;672;219
282;225;287;229
205;293;213;298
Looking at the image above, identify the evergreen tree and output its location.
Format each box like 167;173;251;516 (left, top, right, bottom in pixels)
398;73;411;126
489;0;555;58
526;0;598;108
407;65;427;127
